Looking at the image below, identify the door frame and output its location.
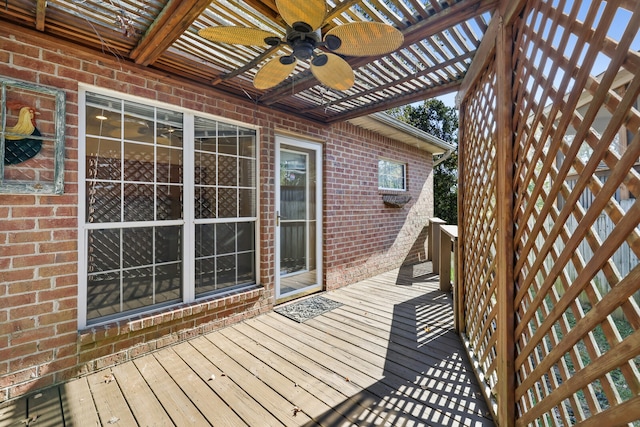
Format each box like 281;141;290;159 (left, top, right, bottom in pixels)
274;135;323;302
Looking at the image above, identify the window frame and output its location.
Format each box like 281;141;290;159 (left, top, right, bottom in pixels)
77;86;260;328
378;158;407;191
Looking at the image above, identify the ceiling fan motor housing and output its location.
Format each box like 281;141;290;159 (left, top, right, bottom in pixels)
286;28;321;60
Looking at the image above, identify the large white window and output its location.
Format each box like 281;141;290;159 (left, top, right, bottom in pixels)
79;90;258;326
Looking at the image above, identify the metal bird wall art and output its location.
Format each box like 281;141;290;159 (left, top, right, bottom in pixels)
3;101;42;165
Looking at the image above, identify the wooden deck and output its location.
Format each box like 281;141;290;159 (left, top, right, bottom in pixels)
0;263;494;426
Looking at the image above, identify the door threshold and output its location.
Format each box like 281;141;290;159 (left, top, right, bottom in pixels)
275;286;322;305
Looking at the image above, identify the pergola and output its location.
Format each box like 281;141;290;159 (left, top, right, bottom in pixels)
2;0;639;425
3;0;497;123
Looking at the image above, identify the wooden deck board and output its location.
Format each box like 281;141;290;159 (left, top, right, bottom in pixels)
325;292;473;365
192;333;314;426
26;386;63;427
153;347;247;426
0;396;25;427
109;361;173;426
59;376;100;427
311;313;470;392
267;296;488;425
0;264;494;426
171;340;278;427
244;316;405;427
231;320;381;426
258;314;386;391
257;312;476;426
132;353;210;426
330;285;466;352
215;328;339;423
86;370;138;426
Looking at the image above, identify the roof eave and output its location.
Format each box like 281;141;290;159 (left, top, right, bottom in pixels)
348;112;456;155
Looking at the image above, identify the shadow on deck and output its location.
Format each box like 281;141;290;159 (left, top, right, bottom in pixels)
0;262;493;426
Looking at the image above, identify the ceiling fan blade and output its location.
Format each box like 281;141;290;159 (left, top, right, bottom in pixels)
254;56;297;90
325;22;404;56
198;27;279;46
276;0;326;32
311;53;354;91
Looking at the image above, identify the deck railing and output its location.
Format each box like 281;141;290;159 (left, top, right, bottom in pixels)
427;219;459;325
455;1;640;426
439;225;461;331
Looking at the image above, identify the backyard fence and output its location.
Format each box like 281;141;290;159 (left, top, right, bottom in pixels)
565;199;640;310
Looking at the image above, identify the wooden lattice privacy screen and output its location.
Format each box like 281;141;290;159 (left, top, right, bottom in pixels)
458;1;640;426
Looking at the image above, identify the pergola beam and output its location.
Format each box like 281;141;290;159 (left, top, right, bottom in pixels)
244;0;280;22
301;51;473;114
35;0;46;31
325;79;462;123
130;0;212;66
211;45;281;86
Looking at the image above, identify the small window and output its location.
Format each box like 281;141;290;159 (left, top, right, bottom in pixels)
378;159;406;191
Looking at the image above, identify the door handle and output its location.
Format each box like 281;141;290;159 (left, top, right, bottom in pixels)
276;211;280;226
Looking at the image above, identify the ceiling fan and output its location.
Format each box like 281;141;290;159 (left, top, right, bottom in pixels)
198;0;404;91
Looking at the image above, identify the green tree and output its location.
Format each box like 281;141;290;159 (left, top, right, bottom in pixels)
389;99;458;224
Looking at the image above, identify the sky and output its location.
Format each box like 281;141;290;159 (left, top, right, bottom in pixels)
436;92;458;109
426;1;640;111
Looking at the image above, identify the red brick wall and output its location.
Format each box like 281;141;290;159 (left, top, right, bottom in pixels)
324;125;434;288
0;28;433;402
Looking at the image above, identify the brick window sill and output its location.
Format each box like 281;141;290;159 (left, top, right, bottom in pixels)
79;285;265;350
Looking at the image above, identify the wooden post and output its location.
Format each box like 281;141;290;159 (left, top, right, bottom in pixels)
429;217;446;274
452;235;459;330
457;103;466;335
440;225;460;329
439;229;452;292
496;15;516;427
439;225;458;291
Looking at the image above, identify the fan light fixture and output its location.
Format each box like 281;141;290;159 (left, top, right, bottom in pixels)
198;0;404;91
